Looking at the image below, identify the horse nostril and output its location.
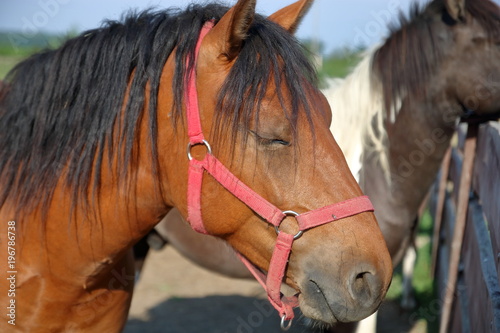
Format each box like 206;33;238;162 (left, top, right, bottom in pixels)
348;269;383;305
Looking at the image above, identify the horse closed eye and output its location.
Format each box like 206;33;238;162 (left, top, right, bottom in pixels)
257;137;290;146
272;139;290;146
251;131;290;147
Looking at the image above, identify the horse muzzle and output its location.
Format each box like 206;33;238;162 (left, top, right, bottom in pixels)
295;248;392;325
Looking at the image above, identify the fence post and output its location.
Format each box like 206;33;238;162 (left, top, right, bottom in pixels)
439;123;478;333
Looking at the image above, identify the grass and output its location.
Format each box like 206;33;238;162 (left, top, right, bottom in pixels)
382;210;438;333
0;30;71;79
0;44;33;79
0;55;24;79
321;52;362;79
413;211;435;303
414;211;439;333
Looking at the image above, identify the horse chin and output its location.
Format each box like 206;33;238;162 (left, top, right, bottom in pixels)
301;316;336;332
301;316;360;333
298;295;338;325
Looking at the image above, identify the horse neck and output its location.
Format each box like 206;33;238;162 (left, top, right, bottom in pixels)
359;85;459;261
7;114;173;282
327;49;461;261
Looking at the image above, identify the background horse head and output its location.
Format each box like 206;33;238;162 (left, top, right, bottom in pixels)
0;0;392;330
324;0;500;265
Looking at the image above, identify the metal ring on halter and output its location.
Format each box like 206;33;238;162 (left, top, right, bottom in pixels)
187;140;212;161
280;315;293;331
275;210;303;240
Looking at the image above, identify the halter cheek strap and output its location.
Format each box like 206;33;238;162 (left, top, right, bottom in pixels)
184;21;375;329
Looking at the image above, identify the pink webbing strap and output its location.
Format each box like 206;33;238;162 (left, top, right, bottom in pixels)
189;155;286;228
187;161;207;233
296;196;374;229
185;20;215;145
266;233;297;317
185;20;215;234
184;21;376;327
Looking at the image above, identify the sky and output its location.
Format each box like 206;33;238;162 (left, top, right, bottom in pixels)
1;0;499;54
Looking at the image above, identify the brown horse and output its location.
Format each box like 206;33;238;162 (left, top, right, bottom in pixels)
147;0;500;331
0;0;392;331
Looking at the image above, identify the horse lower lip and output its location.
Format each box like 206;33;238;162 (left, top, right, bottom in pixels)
300;280;339;323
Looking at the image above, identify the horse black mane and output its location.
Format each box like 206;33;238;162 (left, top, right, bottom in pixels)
373;0;500;113
0;3;317;216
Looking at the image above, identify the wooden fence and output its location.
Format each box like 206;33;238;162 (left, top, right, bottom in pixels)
430;119;500;333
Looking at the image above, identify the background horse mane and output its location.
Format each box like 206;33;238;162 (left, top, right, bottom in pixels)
322;52;385;179
0;4;317;218
325;0;500;179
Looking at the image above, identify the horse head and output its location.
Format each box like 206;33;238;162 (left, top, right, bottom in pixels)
374;0;500;126
156;0;392;325
443;0;500;117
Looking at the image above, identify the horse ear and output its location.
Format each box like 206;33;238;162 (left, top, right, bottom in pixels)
444;0;466;21
268;0;313;34
207;0;256;61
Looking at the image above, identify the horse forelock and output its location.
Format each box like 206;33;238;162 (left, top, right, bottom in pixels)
0;4;318;218
213;16;318;155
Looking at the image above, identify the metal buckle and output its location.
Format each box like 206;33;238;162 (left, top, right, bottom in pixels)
187;140;212;161
280;315;293;331
275;210;303;240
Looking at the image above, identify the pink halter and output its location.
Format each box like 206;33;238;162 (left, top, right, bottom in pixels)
184;21;375;330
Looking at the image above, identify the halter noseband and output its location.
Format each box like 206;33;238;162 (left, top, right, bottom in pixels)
184;21;375;330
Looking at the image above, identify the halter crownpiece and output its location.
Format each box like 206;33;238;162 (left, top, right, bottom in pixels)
184;20;375;330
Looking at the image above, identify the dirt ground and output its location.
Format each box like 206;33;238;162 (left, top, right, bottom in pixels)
124;246;426;333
